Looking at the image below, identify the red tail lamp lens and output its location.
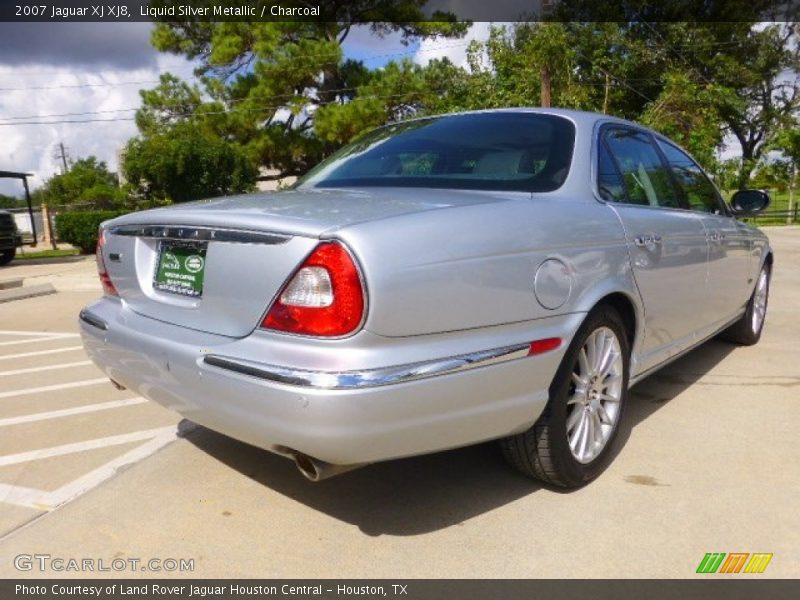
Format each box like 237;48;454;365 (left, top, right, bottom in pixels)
95;229;118;297
262;242;365;337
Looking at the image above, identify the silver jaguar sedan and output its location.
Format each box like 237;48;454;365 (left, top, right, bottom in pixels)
79;109;772;488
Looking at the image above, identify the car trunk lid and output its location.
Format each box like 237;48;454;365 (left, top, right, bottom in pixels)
100;187;517;337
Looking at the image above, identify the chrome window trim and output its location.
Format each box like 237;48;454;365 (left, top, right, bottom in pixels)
108;224;291;245
591;121;702;216
202;342;533;390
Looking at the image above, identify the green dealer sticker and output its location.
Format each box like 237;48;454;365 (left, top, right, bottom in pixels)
154;242;208;297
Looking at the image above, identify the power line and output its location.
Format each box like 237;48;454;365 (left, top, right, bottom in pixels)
0;116;137;126
0;61;723;124
0;75;466;123
636;19;716;88
0;69;715;127
0;79;163;92
0;107;139;121
0;91;452;126
571;48;696;131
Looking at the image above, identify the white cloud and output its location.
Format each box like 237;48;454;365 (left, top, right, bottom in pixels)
0;25;194;197
340;25;418;66
412;22;497;70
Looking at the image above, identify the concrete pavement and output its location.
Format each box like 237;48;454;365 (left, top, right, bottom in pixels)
0;228;797;578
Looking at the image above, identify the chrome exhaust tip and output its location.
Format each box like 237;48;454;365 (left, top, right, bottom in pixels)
292;453;364;482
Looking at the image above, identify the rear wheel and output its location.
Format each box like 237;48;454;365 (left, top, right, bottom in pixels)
718;263;770;346
0;248;15;266
501;306;630;488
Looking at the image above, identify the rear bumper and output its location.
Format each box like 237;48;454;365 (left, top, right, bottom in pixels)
79;298;581;465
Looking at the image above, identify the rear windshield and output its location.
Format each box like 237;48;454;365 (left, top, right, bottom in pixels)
295;113;575;192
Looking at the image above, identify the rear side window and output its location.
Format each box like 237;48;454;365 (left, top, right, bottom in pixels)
657;140;723;214
603;128;680;209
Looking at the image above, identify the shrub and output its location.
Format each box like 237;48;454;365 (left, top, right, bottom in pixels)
55;210;127;254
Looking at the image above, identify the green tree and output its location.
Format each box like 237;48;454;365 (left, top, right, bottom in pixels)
769;124;800;221
315;57;463;144
458;20;798;179
138;2;467;177
623;20;800;187
123;120;257;204
0;193;22;209
38;157;124;208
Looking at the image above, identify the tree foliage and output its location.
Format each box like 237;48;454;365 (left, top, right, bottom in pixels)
132;4;798;192
0;193;23;209
37;157;124;208
55;210;126;253
123;119;257;204
131;2;467;183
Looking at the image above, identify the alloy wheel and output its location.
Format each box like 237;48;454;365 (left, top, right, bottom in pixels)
566;326;624;464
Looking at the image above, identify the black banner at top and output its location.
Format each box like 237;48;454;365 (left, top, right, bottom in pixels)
1;0;799;23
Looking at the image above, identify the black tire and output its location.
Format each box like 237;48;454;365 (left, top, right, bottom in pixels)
718;263;770;346
500;305;630;488
0;248;15;266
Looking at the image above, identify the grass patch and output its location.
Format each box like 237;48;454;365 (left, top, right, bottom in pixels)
16;248;81;260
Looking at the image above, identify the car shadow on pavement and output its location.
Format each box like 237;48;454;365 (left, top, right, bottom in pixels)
182;338;737;537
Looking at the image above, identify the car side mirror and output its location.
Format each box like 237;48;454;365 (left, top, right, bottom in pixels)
730;189;770;216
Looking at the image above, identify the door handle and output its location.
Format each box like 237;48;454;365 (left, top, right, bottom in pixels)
634;234;662;247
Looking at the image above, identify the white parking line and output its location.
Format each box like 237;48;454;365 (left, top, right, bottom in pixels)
0;426;179;511
0;346;84;361
0;398;148;427
0;377;109;400
0;360;92;377
0;330;79;338
0;483;47;510
46;427;179;509
0;426;176;467
0;336;72;347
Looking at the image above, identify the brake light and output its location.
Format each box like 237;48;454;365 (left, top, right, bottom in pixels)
95;228;118;297
262;241;365;337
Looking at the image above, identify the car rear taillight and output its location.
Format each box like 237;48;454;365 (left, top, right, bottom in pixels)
95;228;118;297
262;241;365;337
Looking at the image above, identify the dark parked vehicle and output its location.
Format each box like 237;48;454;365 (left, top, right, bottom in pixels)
0;211;22;265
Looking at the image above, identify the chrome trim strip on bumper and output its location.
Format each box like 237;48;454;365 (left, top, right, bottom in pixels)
109;224;291;245
203;343;532;390
79;309;108;331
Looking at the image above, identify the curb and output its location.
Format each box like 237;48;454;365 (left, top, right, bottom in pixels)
0;283;57;303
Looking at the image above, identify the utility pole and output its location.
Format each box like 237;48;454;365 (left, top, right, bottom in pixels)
788;163;797;225
54;142;69;174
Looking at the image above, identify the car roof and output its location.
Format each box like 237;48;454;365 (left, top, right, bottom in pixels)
396;107;652;136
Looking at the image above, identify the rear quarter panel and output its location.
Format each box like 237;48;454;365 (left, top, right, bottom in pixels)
333;195;638;338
